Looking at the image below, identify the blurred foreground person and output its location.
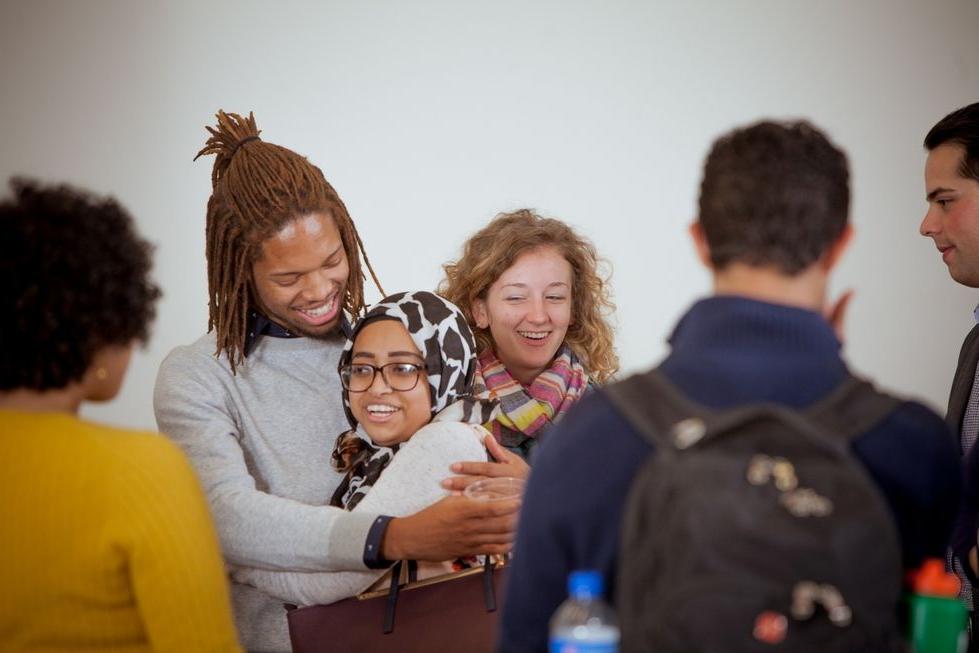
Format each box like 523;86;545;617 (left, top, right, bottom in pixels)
0;180;241;653
501;121;961;653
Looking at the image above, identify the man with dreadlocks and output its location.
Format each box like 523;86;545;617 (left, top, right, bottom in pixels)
154;112;519;652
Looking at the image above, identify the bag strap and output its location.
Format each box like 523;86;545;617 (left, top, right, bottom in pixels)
380;557;499;634
802;375;902;442
382;560;418;634
383;561;403;634
482;556;497;612
605;369;711;448
606;369;903;449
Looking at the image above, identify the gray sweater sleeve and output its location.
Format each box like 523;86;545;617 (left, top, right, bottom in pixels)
153;343;376;573
231;422;489;605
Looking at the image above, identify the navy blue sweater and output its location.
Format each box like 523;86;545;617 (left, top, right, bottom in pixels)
498;296;961;653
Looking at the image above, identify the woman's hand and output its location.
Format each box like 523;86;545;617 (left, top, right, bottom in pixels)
441;433;530;492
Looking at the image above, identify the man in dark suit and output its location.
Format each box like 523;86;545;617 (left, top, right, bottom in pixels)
920;102;979;642
922;105;979;432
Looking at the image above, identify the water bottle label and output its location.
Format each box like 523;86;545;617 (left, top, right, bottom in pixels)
550;639;617;653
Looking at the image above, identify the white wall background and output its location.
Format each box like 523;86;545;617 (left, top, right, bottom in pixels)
1;0;977;430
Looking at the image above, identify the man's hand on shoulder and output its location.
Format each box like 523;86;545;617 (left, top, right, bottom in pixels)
381;493;519;561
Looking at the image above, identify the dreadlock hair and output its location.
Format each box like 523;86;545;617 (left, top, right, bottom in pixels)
194;111;383;372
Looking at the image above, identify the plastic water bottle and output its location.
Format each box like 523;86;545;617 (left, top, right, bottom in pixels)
905;558;968;653
549;570;620;653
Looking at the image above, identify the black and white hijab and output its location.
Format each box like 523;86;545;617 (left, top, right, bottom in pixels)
330;291;498;510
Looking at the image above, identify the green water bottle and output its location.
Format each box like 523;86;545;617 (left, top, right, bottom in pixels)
906;558;968;653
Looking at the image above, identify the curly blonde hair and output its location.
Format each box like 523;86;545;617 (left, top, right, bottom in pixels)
438;209;618;383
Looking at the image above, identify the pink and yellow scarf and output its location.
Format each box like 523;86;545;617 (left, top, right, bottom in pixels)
476;344;590;450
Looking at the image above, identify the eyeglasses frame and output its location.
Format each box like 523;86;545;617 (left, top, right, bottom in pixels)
340;361;426;393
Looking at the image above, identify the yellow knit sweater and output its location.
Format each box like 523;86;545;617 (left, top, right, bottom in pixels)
0;410;242;652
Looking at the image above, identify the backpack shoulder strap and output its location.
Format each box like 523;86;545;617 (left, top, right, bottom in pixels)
605;369;709;448
804;374;903;441
607;369;903;448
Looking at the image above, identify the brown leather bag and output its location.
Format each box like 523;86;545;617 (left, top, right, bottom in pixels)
286;558;508;653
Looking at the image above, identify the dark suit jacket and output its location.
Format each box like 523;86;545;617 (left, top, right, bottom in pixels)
948;324;979;621
948;324;979;443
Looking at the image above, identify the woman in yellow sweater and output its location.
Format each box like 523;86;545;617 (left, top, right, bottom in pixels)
0;180;241;652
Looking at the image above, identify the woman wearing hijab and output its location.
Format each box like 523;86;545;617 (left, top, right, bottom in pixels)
232;291;499;606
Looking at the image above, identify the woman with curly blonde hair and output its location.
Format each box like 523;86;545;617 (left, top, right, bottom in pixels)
439;209;618;462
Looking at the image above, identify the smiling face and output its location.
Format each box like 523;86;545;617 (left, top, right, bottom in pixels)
251;212;350;337
472;245;573;385
921;143;979;287
348;319;433;447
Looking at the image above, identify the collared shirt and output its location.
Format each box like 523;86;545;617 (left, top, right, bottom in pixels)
243;310;353;356
243;311;300;357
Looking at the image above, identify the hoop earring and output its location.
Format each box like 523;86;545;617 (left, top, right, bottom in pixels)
94;368;109;381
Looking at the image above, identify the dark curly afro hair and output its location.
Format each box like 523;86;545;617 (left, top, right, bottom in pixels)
0;179;162;391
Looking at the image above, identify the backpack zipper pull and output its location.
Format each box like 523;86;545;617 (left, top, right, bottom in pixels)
672;418;706;449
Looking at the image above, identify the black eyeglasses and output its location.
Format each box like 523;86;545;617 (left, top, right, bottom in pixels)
340;362;425;392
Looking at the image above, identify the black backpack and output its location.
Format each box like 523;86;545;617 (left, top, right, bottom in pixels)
606;369;906;653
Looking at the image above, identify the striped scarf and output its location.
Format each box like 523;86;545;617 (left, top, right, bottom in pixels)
476;344;589;449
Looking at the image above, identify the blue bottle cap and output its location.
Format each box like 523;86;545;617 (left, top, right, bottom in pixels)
568;570;603;599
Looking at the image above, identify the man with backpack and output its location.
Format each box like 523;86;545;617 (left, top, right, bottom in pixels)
499;119;961;653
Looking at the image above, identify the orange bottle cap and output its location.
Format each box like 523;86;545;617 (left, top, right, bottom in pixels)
909;558;961;597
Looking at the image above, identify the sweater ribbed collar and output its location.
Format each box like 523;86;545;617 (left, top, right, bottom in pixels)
667;295;842;358
660;295;848;410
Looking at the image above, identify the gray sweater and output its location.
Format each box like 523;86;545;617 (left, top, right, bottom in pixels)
232;421;488;605
153;332;377;652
